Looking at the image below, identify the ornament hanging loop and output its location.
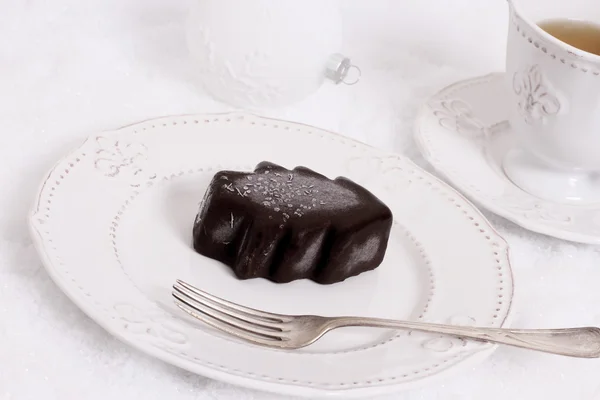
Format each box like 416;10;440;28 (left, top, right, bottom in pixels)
326;53;361;85
342;65;361;85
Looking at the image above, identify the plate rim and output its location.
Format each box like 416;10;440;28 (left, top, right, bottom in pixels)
29;112;515;398
414;72;600;245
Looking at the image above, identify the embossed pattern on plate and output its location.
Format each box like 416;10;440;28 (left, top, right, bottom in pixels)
29;113;513;398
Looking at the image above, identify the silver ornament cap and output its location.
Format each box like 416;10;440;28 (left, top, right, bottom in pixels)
325;53;361;85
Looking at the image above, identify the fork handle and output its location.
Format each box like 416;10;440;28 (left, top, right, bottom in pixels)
327;317;600;358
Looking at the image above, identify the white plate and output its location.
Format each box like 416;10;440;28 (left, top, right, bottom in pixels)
29;113;513;398
415;73;600;245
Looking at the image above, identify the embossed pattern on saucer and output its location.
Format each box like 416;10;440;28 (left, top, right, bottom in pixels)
415;73;600;244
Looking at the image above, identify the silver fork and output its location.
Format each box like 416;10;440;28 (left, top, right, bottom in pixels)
172;279;600;358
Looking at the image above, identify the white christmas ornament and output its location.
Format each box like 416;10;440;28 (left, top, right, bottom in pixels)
186;0;345;108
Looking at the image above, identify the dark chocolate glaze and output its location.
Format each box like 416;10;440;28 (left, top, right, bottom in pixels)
192;162;393;284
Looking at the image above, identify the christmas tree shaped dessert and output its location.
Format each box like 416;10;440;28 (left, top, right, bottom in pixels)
193;162;393;284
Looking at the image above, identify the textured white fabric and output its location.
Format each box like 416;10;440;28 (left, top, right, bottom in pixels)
2;0;600;399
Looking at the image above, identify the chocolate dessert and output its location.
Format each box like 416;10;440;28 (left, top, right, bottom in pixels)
192;162;393;284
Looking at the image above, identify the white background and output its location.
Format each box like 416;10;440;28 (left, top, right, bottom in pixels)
2;0;600;399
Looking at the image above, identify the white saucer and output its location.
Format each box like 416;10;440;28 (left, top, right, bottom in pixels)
29;113;512;398
415;73;600;245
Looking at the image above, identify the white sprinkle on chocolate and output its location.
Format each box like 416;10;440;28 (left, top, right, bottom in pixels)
230;212;234;228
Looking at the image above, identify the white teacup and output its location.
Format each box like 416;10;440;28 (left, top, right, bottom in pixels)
503;0;600;204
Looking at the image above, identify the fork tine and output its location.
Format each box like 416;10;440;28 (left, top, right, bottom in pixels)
172;285;286;333
173;292;284;346
173;283;285;331
175;279;289;322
